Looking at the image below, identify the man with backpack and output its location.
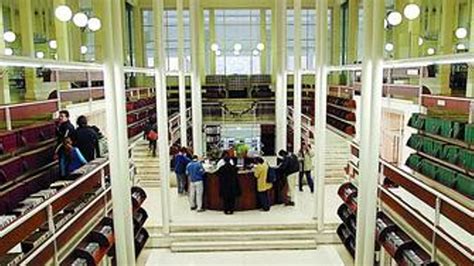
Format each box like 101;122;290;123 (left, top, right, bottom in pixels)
277;150;300;206
143;117;157;157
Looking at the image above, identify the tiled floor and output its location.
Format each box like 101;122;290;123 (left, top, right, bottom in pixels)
137;246;354;266
141;184;343;227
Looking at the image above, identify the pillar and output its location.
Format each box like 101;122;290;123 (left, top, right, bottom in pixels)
394;0;409;59
408;0;422;58
92;0;104;62
0;3;11;104
438;0;456;95
54;0;70;61
209;9;216;74
102;0;136;264
354;0;384;265
19;0;37;100
275;0;287;152
466;0;474;97
314;0;328;231
260;9;267;73
293;0;302;154
69;0;81;61
153;0;171;235
347;0;359;63
190;0;203;155
331;1;342;84
177;0;188;146
133;5;145;67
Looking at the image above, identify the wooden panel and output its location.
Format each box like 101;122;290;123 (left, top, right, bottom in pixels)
51;173;101;214
383;166;437;207
422;96;472;113
56;197;104;247
0;209;48;255
381;191;471;265
25;243;55;266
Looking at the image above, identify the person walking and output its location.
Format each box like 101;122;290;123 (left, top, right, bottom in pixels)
143;117;157;157
254;157;272;211
217;156;241;214
277;150;300;206
298;145;315;193
186;155;206;212
174;147;191;195
75;115;99;162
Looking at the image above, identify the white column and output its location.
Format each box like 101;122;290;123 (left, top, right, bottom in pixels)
466;1;474;97
313;0;328;231
153;0;171;234
275;0;287;152
190;0;203;155
177;0;188;147
293;0;302;153
102;0;135;265
355;0;385;265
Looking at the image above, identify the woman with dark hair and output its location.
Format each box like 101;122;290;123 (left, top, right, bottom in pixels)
217;156;241;214
75;115;99;162
62;137;87;176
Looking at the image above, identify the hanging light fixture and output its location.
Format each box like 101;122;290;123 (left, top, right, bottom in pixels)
49;40;57;49
73;12;88;28
3;31;16;43
384;43;394;52
4;48;13;56
233;50;240;56
427;48;435;55
211;43;219;52
387;11;403;26
384;19;388;29
215;49;222;56
418;37;424;46
55;5;73;22
403;4;421;20
252;49;260;56
233;43;242;51
456;43;466;50
87;17;102;31
36;51;45;59
256;43;265;51
80;46;88;54
455;27;468;39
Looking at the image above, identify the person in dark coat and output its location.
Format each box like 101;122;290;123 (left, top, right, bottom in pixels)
56;110;76;177
75;116;99;162
216;157;241;214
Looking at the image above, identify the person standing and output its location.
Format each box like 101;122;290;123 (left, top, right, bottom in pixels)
174;147;191;195
56;110;76;177
186;155;205;212
217;157;241;214
75;116;99;162
298;146;315;193
277;150;299;206
254;157;272;211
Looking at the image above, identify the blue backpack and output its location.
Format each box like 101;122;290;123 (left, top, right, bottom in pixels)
266;165;277;183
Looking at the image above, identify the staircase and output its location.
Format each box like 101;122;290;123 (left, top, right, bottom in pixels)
146;223;340;252
325;129;351;184
132;139;160;187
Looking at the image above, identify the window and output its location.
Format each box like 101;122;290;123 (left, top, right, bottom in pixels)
143;10;155;67
207;9;271;75
142;10;191;71
287;9;332;71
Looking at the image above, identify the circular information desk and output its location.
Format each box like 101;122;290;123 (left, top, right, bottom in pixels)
203;169;288;211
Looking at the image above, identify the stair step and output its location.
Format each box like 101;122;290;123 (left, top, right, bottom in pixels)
170;239;317;252
168;229;318;241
